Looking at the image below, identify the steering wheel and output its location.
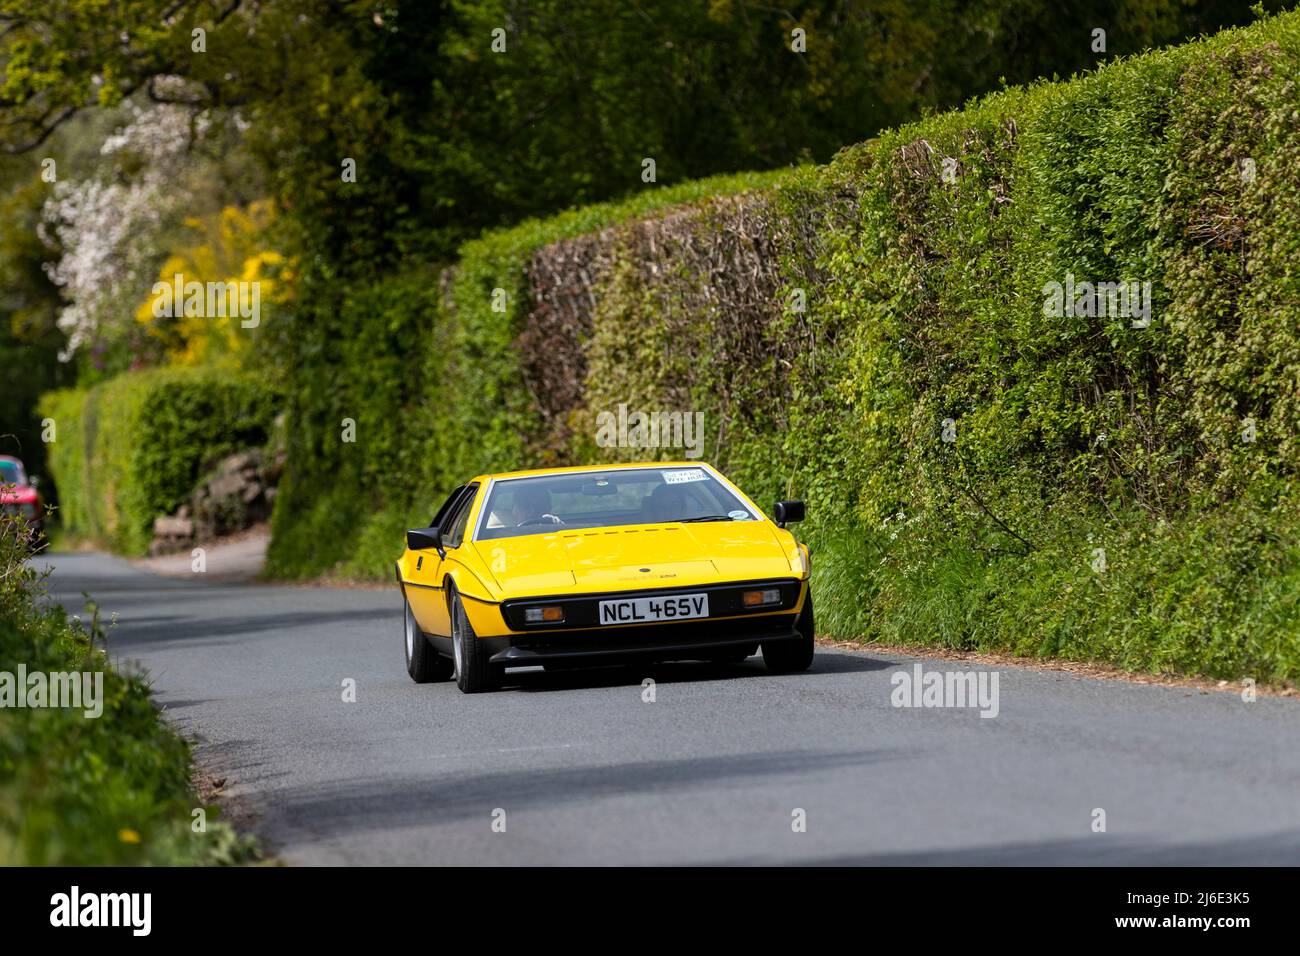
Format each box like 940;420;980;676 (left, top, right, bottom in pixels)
518;514;564;528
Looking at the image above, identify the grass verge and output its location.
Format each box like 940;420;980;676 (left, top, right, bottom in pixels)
0;509;259;865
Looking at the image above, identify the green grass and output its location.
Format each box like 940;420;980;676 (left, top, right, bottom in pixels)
808;488;1300;685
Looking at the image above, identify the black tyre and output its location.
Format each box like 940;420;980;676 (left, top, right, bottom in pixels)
404;595;452;683
451;589;498;693
762;592;815;674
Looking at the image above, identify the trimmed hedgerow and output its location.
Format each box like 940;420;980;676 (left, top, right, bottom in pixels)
39;367;278;555
266;11;1300;682
795;12;1300;681
35;389;90;536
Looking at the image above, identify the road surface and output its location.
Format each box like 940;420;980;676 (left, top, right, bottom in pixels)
37;551;1300;865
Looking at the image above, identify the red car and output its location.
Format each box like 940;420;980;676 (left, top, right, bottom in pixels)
0;455;45;538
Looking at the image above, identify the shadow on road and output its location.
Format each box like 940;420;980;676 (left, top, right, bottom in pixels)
92;608;394;649
264;747;901;840
503;648;893;693
710;829;1300;866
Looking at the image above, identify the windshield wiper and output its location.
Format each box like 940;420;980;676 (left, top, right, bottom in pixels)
677;515;735;523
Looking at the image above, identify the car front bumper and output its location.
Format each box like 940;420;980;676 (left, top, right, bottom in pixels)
483;577;807;666
484;614;801;665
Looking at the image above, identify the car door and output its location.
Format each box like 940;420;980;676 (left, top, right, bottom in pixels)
422;483;480;637
405;485;467;635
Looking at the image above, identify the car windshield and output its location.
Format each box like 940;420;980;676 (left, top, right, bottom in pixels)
475;466;757;541
0;461;25;486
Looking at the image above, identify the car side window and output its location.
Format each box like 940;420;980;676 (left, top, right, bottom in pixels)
443;484;479;549
429;485;466;530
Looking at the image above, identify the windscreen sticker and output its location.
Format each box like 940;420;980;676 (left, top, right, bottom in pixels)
663;469;709;484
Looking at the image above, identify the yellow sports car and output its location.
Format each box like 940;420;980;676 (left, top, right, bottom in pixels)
396;462;813;692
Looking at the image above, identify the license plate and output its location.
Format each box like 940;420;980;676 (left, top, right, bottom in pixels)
599;593;709;625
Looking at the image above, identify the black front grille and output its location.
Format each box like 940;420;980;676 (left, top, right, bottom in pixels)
498;613;798;659
500;578;801;631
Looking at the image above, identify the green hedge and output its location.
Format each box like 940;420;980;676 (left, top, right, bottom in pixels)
40;368;279;555
790;13;1300;683
268;11;1300;681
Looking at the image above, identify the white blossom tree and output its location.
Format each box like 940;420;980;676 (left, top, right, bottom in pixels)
41;99;215;363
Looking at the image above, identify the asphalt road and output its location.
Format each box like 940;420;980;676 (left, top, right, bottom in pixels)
38;551;1300;865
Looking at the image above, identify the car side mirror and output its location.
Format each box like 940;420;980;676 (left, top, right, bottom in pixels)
29;475;40;489
773;500;805;528
407;526;445;558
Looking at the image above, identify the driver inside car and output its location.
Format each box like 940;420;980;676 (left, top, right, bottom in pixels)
510;486;562;527
640;483;688;522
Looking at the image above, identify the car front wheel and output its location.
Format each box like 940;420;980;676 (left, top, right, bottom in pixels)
404;595;452;683
762;593;814;674
451;589;498;693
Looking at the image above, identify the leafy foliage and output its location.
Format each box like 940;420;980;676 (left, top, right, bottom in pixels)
276;10;1300;682
11;3;1300;683
266;171;786;578
135;201;288;366
40;367;278;555
0;506;258;864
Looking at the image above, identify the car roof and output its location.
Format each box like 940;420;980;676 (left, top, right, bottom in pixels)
469;461;716;484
